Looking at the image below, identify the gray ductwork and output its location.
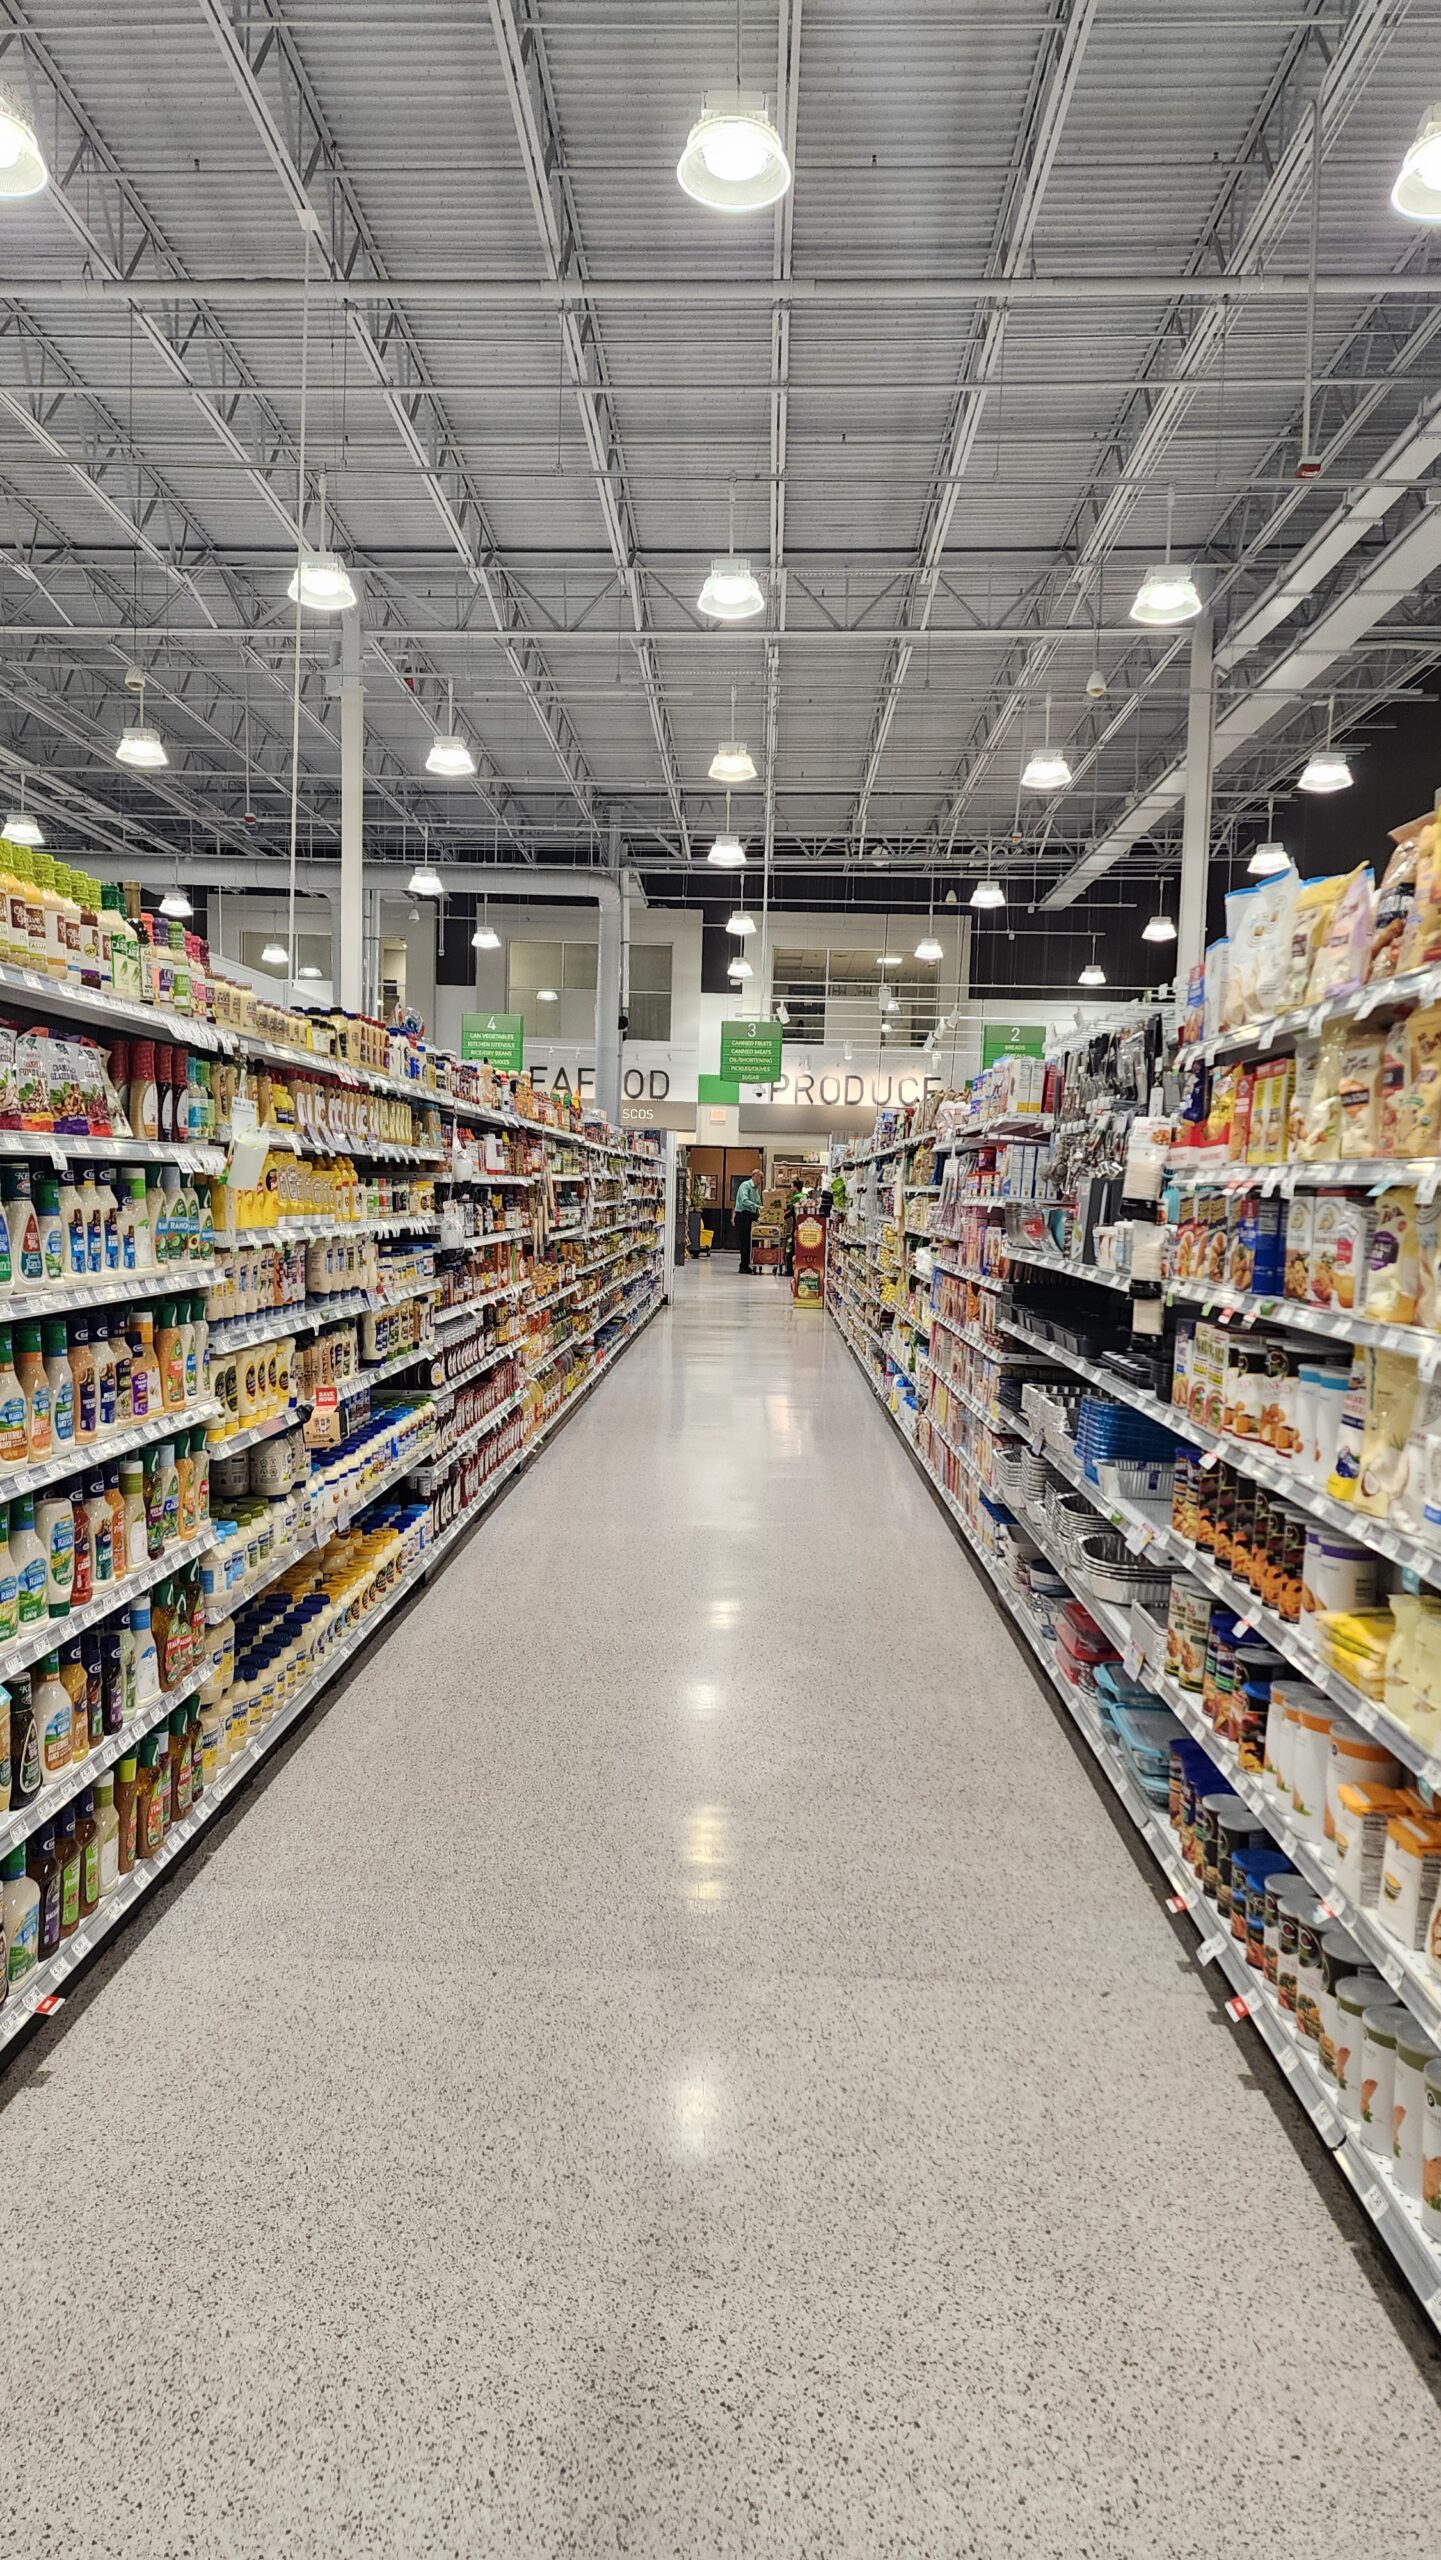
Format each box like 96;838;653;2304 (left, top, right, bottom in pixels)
167;857;623;1119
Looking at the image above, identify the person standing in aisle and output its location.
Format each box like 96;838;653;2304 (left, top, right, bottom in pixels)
733;1171;761;1274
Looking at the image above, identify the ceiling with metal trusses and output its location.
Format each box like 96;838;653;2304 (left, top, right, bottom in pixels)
1;0;1440;908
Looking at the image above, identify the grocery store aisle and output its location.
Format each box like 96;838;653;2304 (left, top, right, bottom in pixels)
1;1264;1438;2559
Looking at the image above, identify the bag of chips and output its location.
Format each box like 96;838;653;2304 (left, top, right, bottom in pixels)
1337;1024;1384;1159
1355;1348;1419;1519
1288;876;1343;1005
1368;822;1424;981
1405;1004;1441;1156
1306;865;1374;1004
1362;1189;1420;1325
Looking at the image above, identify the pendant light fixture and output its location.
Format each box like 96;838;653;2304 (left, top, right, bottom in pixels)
707;786;748;866
969;878;1006;909
727;953;754;980
1129;489;1203;627
3;788;42;847
261;940;289;967
115;677;168;770
287;473;356;615
0;89;48;198
1141;911;1177;943
427;681;475;778
1248;798;1290;875
710;684;757;781
537;986;558;1003
408;827;445;898
1298;696;1353;795
698;554;765;623
1078;930;1106;987
726;909;757;936
1391;104;1441;220
677;12;791;221
159;887;193;920
1020;695;1072;793
472;919;501;950
914;879;943;965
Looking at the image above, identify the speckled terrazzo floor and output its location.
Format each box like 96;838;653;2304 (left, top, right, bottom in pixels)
1;1262;1438;2557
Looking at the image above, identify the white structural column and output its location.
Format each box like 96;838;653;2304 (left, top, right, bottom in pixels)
339;603;365;1011
1177;613;1215;993
594;819;624;1126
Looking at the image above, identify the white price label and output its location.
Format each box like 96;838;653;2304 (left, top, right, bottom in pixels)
1419;1163;1441;1208
1421;1339;1441;1385
1199;1447;1221;1472
1123;1522;1153;1556
1308;1005;1327;1035
1198;1936;1226;1967
1281;1166;1299;1198
1259;1023;1276;1051
1124;1643;1144;1681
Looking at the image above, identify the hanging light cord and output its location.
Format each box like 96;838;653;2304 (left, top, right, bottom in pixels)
286;225;313;1001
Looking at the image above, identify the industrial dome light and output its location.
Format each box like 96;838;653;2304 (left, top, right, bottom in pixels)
913;934;944;965
1248;839;1291;877
1129;564;1203;627
1020;747;1072;791
1078;961;1107;986
1141;912;1177;944
1391;104;1441;221
471;922;501;950
287;548;357;614
697;554;765;622
706;832;748;868
536;986;558;1002
426;733;475;779
261;941;289;967
709;739;757;784
159;888;193;920
726;910;757;936
298;964;322;980
0;91;49;198
969;879;1006;909
407;862;446;898
727;954;754;980
677;90;792;214
115;722;168;771
3;809;42;846
1298;747;1353;796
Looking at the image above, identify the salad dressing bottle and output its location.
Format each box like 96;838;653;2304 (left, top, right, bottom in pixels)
113;1755;138;1874
34;1177;62;1283
33;1654;72;1779
0;1324;26;1464
16;1323;49;1455
58;1174;86;1277
0;1506;18;1645
4;1168;41;1284
69;1317;97;1445
42;1320;74;1448
10;1499;48;1626
8;1672;39;1805
26;1822;61;1960
2;1845;40;1984
93;1777;119;1896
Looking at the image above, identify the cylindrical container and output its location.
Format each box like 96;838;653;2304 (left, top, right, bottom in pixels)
1237;1855;1292;1968
1327;1726;1402;1844
1316;1925;1365;2078
1214;1801;1269;1922
1198;1791;1242;1902
1423;2058;1441;2228
1289;1702;1337;1843
1393;2018;1437;2201
1359;2003;1410;2157
1335;1972;1394;2121
1275;1880;1327;2015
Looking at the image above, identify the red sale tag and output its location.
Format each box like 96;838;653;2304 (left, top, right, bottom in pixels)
1226;1996;1250;2022
1166;1895;1186;1913
32;1993;65;2015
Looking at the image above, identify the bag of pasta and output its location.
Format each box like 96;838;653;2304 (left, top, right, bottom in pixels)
1369;820;1425;981
1299;1018;1348;1160
1288;875;1343;1005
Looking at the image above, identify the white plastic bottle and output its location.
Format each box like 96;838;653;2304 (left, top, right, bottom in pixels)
120;1172;152;1274
58;1175;86;1279
128;1596;160;1707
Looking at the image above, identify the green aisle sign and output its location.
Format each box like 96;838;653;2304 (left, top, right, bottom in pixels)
698;1073;741;1105
981;1022;1046;1068
719;1018;783;1085
461;1011;524;1070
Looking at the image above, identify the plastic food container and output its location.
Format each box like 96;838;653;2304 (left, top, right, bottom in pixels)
1334;1972;1395;2120
1393;2018;1437;2201
1359;2003;1411;2157
1274;1880;1328;2014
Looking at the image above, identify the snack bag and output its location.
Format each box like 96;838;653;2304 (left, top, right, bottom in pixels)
1391;1382;1441;1540
1405;1004;1441;1155
1203;941;1229;1045
1362;1189;1420;1326
1306;865;1374;1003
1288;1036;1318;1152
1300;1020;1349;1160
1288;876;1343;1005
1355;1348;1419;1520
1230;1065;1256;1163
1327;1348;1369;1502
1254;870;1300;1018
1311;1192;1373;1312
1418;1195;1441;1329
1379;1022;1411;1159
1337;1025;1384;1160
1206;1061;1239;1152
1400;819;1441;973
1284;1192;1313;1299
1368;823;1424;981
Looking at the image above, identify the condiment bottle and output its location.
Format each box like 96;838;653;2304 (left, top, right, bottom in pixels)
8;1672;40;1806
57;1172;86;1277
0;1507;17;1646
73;1786;99;1920
93;1776;119;1896
16;1321;50;1456
84;1472;112;1588
103;1463;126;1576
77;1169;100;1273
129;1597;160;1706
118;1459;147;1571
34;1176;62;1282
127;1311;160;1421
107;1317;132;1426
134;1732;164;1859
34;1652;71;1779
119;1172;150;1272
93;1165;119;1272
54;1807;80;1940
130;1041;159;1142
33;1490;74;1619
3;1167;41;1284
9;1498;47;1625
2;1844;40;1984
42;1319;74;1448
0;1324;25;1465
69;1316;97;1446
25;1822;61;1961
113;1754;138;1875
156;1301;185;1413
100;1629;124;1736
81;1632;102;1745
58;1638;87;1763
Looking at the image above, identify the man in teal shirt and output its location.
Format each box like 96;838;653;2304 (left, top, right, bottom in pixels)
733;1172;761;1273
